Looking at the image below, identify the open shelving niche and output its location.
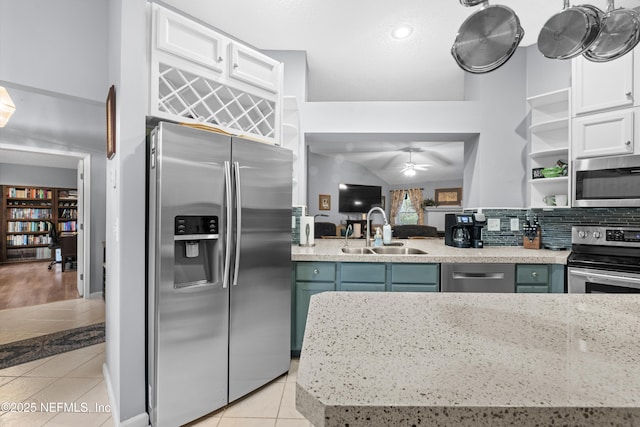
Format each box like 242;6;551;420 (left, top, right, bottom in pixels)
527;88;571;209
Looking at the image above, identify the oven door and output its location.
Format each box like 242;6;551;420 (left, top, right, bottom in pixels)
573;154;640;207
568;267;640;293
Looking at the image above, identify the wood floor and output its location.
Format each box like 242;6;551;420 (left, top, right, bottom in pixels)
0;261;78;310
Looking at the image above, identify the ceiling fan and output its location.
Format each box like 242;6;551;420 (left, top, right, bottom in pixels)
401;151;430;176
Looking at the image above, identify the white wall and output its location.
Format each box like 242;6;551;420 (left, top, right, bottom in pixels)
105;0;148;425
463;48;529;208
525;45;571;98
0;0;108;102
0;164;77;188
307;152;389;224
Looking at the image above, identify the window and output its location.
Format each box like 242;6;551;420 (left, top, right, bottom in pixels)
396;192;418;225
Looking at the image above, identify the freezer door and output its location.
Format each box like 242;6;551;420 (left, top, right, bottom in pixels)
228;137;292;402
148;122;230;426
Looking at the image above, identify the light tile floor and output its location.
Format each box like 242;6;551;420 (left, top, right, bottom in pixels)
0;300;311;427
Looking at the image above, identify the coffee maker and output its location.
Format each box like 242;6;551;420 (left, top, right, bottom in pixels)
471;213;486;248
444;213;473;248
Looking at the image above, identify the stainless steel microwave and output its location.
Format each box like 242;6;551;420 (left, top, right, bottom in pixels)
573;154;640;207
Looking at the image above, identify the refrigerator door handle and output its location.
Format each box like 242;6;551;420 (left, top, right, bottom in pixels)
232;161;241;286
223;161;233;289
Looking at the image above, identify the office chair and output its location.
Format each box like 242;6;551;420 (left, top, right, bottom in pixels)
47;221;61;270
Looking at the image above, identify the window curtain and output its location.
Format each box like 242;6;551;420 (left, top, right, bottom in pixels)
407;188;425;225
389;189;405;226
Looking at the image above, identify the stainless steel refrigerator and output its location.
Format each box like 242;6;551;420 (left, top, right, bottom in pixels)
147;122;292;427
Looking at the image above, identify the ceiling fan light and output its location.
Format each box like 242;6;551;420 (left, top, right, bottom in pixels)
403;168;416;177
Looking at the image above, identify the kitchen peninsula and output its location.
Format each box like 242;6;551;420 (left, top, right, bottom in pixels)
296;292;640;427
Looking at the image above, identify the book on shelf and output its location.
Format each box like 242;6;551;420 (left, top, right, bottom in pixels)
6;234;52;246
6;221;51;232
6;187;52;199
57;221;77;232
7;208;52;220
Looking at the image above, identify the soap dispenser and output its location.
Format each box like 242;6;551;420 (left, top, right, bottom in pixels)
374;227;383;247
382;223;392;245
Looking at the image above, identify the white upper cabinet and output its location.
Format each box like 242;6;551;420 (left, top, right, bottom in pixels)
572;54;635;116
229;43;280;93
148;4;283;145
155;6;225;74
573;109;634;158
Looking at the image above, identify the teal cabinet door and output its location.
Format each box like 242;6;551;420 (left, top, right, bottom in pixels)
340;282;386;292
340;263;386;283
515;264;566;293
294;281;335;351
391;264;440;292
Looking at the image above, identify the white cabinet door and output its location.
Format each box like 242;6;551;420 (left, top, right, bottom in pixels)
155;6;226;73
572;54;634;115
573;110;634;158
229;43;280;93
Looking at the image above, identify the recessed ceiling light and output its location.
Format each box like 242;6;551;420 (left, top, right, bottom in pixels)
391;25;413;40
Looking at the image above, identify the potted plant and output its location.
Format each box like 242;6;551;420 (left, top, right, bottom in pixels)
421;198;437;209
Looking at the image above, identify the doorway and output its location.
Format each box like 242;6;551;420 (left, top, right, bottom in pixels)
0;146;95;330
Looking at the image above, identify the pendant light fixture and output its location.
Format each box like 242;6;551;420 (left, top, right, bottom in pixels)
0;86;16;128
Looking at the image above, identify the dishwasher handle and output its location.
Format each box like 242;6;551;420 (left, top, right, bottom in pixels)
452;272;505;280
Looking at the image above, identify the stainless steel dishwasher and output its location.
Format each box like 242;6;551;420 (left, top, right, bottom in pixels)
441;263;515;292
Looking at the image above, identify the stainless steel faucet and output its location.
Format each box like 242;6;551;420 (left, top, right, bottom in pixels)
366;207;388;247
344;224;353;247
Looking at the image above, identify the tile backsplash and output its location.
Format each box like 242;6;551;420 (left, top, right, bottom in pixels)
480;208;640;248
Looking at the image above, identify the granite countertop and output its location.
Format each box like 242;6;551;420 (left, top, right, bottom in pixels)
292;238;570;264
296;292;640;427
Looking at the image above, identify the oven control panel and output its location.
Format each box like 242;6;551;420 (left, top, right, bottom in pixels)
573;226;640;248
607;229;640;242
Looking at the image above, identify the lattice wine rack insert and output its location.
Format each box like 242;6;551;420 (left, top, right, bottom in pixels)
157;63;276;139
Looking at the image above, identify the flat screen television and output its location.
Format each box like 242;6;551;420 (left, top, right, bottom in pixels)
338;183;382;213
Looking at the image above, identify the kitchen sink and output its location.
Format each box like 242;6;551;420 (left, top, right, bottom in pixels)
341;247;375;254
370;247;427;255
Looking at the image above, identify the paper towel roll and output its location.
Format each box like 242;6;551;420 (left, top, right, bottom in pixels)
299;216;315;246
353;223;361;238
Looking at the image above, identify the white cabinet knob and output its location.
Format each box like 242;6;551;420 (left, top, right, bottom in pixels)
532;271;538;278
313;268;319;275
625;140;632;146
233;63;239;69
626;92;633;98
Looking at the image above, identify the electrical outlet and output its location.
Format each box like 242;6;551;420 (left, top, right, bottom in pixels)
510;218;520;231
487;218;500;231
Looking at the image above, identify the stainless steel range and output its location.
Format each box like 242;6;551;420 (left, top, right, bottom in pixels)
568;225;640;293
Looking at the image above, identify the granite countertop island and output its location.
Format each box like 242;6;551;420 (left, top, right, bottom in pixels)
296;292;640;427
292;238;570;264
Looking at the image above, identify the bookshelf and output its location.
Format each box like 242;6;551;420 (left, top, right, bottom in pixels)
1;185;78;264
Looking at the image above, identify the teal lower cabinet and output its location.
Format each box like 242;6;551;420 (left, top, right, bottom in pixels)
515;264;565;293
391;264;440;292
292;261;440;354
339;263;386;291
292;262;337;354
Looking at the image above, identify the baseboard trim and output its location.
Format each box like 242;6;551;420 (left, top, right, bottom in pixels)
103;363;150;427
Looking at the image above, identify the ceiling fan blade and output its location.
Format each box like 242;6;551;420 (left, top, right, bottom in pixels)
415;165;429;171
